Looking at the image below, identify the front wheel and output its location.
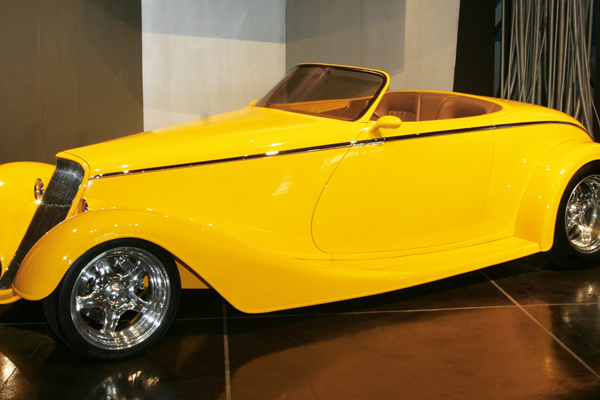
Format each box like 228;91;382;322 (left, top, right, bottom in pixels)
43;239;181;360
549;162;600;269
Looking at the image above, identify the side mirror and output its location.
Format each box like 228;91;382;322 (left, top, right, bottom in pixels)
373;115;402;136
249;99;259;107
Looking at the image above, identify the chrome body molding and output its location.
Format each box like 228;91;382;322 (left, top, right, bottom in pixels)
88;120;585;180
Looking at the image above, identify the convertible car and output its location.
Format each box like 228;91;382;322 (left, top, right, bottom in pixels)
1;63;600;360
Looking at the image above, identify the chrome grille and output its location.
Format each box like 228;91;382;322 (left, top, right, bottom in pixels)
0;159;85;289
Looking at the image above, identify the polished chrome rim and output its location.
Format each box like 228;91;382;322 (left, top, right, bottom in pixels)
70;247;171;350
565;175;600;253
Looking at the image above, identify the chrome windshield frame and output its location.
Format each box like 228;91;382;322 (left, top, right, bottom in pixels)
255;64;388;122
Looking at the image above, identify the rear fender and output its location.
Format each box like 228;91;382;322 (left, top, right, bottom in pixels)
515;140;600;250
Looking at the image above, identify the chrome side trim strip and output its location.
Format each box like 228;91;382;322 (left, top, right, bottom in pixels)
90;120;585;180
91;141;356;179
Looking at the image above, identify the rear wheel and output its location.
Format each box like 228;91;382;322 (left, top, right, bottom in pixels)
43;239;180;360
549;162;600;269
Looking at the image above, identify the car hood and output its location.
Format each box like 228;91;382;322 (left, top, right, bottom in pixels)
61;107;365;177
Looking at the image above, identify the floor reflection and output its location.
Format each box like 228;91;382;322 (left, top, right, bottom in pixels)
0;259;599;399
79;366;174;400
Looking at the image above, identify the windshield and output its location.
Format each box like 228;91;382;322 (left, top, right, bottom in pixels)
255;65;387;121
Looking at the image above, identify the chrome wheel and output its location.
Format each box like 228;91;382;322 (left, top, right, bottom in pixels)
70;247;171;351
549;164;600;269
565;175;600;253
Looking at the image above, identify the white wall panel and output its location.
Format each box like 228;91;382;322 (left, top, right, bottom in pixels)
401;1;461;91
142;0;285;131
142;0;460;131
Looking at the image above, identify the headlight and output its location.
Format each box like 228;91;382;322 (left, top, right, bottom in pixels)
34;178;45;201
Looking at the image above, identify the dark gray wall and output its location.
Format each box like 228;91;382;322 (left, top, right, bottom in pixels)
453;0;496;96
0;0;143;164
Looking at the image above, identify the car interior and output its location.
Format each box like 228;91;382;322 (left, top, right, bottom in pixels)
319;91;503;121
372;91;503;121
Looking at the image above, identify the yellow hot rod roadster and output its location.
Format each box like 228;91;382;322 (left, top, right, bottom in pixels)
1;63;600;360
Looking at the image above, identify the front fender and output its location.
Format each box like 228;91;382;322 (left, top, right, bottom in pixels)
12;208;205;300
12;207;427;314
0;162;55;303
0;162;55;267
515;140;600;250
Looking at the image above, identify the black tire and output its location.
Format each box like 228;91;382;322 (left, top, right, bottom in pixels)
42;239;181;360
548;162;600;269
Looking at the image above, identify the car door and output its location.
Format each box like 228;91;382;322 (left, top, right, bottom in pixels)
311;118;494;254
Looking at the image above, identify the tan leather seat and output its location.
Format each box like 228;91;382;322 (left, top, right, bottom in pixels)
374;91;502;122
435;96;502;119
372;92;420;121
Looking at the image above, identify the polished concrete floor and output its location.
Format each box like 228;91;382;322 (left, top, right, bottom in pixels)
1;255;600;399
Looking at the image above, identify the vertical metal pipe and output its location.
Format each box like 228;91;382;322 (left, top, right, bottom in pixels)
501;0;596;135
501;0;506;98
548;0;556;108
556;0;567;111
